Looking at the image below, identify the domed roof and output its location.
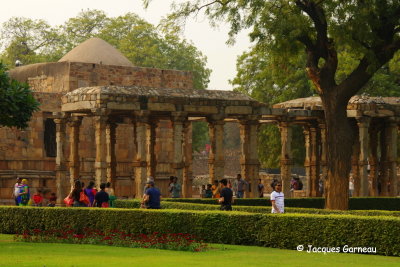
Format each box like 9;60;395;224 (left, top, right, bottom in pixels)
58;38;134;67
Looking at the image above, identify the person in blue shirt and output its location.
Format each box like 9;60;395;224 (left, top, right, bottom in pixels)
142;181;161;209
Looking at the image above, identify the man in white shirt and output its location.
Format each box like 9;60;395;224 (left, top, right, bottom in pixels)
270;182;284;213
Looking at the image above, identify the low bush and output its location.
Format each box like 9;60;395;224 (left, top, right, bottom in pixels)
115;199;400;217
0;206;399;256
161;197;400;210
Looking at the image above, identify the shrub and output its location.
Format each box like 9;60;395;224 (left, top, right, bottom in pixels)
160;197;400;210
0;206;399;256
115;199;400;217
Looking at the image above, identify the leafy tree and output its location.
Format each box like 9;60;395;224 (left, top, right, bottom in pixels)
192;121;209;152
0;63;40;128
146;0;400;210
0;17;62;66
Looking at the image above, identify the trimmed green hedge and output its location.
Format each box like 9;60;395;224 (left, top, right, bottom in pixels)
115;199;400;217
161;197;400;210
0;206;399;256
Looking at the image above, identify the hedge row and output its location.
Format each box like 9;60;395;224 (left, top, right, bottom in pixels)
115;199;400;217
162;197;400;210
0;206;399;256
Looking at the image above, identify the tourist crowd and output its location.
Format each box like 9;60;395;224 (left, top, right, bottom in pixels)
12;174;285;213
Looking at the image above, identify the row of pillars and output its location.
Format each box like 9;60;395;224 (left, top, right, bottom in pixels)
54;111;193;203
352;117;398;197
279;117;399;198
207;116;260;197
279;121;326;197
54;111;262;203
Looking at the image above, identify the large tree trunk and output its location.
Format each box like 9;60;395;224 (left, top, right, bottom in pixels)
321;93;355;210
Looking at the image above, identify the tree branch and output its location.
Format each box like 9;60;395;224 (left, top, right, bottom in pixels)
339;38;400;101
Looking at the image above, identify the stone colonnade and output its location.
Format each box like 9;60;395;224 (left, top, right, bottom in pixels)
54;111;261;202
279;120;325;197
279;116;399;197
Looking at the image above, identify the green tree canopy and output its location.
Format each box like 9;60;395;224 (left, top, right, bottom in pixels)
0;63;39;128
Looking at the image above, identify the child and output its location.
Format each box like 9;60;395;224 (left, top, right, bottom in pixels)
33;190;43;207
48;192;57;207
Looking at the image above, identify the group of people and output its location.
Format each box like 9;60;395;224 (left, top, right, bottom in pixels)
12;174;284;213
12;177;57;207
201;174;265;199
202;175;284;213
66;180;116;208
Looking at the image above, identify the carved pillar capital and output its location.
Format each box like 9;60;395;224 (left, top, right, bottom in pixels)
356;116;371;127
68;116;83;127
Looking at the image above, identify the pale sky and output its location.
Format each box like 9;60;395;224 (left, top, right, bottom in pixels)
0;0;252;91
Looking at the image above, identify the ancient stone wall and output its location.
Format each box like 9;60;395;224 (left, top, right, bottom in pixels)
68;63;193;91
1;61;192;200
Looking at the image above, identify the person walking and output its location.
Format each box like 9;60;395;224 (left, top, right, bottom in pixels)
170;176;181;198
234;174;248;198
211;180;221;198
18;179;30;206
257;179;264;198
105;182;116;207
219;179;233;211
84;181;97;207
12;177;22;206
68;180;86;207
270;181;284;213
142;181;161;209
93;183;110;208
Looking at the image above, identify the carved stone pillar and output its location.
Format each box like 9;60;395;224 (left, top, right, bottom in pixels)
133;111;150;198
54;117;67;205
130;118;138;196
171;112;187;186
68;116;82;185
94;115;108;189
106;122;117;185
207;117;225;184
369;124;379;196
279;121;292;197
303;126;311;197
319;122;327;195
147;119;157;179
379;127;389;196
351;137;360;197
357;117;370;196
183;121;193;198
309;124;320;197
239;118;260;198
387;118;398;196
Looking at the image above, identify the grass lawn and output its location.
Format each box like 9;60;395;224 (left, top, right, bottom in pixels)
1;234;399;267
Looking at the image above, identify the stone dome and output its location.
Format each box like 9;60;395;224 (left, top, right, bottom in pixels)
58;37;134;67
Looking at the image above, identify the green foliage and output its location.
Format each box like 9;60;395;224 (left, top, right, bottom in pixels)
0;10;211;90
192;121;209;152
115;199;400;217
0;63;40;128
157;197;400;211
0;17;62;65
1;206;399;256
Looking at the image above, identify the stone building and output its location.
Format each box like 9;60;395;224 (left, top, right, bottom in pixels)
272;96;400;197
0;38;265;203
0;37;398;203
